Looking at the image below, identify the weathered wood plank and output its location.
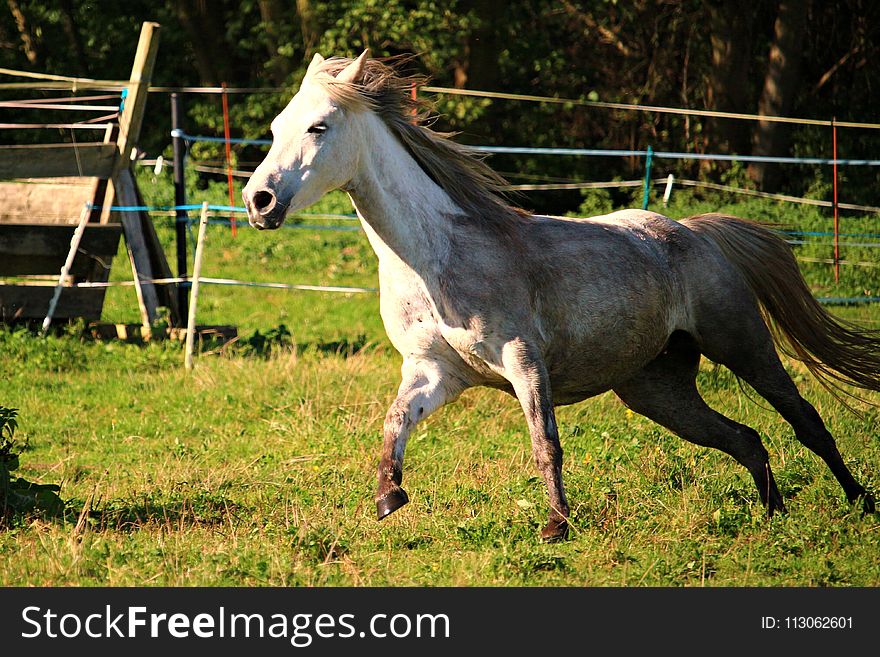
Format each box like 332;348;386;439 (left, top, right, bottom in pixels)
0;223;122;276
0;143;117;180
0;177;98;224
113;167;159;325
0;285;106;321
115;22;160;169
131;167;180;325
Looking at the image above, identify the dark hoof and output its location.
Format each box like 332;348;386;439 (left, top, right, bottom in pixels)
376;487;409;520
857;491;876;515
764;484;786;518
540;517;569;542
766;496;786;518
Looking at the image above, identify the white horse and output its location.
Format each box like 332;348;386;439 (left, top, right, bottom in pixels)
243;51;878;540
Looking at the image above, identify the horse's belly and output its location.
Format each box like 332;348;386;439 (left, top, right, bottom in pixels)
549;367;640;404
548;357;652;404
544;318;673;404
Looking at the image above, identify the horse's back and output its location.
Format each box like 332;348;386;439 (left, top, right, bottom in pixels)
523;208;701;325
529;208;754;316
518;209;757;399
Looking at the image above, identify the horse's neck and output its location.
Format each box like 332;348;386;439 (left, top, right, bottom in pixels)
346;117;459;276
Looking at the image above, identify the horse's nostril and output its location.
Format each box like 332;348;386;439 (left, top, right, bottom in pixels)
252;190;275;211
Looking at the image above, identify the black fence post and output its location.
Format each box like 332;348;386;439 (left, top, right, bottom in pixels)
171;92;189;323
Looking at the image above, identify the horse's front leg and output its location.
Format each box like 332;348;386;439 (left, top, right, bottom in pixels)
503;341;570;541
376;359;461;520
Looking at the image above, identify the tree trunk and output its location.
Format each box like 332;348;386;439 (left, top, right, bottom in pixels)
59;0;88;76
704;1;753;158
748;0;809;189
296;0;318;56
7;0;39;65
455;0;505;90
174;0;233;85
258;0;295;84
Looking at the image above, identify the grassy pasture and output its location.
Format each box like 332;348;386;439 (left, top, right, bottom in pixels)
1;183;879;586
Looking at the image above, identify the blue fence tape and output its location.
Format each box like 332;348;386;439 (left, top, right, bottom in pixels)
817;296;880;305
175;132;880;166
91;203;247;213
783;230;880;239
180;133;271;146
84;204;361;233
90;205;880;239
205;218;361;232
88;203;361;222
474;146;880;166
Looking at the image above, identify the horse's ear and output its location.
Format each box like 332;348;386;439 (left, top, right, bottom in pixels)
336;49;370;84
306;53;325;77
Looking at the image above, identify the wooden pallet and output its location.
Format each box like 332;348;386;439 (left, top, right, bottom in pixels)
0;22;180;328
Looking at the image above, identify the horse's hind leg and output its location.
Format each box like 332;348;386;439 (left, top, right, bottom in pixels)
613;332;785;514
707;332;875;514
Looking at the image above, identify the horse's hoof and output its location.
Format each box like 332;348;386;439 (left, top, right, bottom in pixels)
859;491;876;515
540;517;569;542
376;487;409;520
766;495;786;518
845;490;875;515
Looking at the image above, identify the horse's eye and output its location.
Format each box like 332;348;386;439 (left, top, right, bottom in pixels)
307;123;327;134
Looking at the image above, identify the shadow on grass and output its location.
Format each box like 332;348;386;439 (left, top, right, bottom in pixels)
223;325;374;359
0;322;377;366
4;494;250;533
80;494;249;532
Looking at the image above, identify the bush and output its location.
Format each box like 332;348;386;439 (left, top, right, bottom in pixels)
0;407;64;524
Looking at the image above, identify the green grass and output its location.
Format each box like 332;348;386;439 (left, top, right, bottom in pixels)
1;184;880;586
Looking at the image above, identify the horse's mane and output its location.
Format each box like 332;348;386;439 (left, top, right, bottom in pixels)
309;56;529;228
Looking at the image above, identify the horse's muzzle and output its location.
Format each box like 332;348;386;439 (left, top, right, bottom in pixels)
249;215;283;230
242;186;285;229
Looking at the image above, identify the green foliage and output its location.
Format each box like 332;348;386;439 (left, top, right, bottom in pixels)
317;0;473;69
0;407;64;523
571;188;614;217
0;325;87;373
3;2;879;216
150;306;172;337
0;406;17;446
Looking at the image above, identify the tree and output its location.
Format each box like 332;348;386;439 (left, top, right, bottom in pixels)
6;0;39;65
704;1;756;157
748;0;810;189
173;0;235;85
453;0;504;90
58;0;87;76
257;0;297;85
0;0;877;210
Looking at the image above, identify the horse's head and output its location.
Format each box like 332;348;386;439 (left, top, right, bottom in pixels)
243;50;371;230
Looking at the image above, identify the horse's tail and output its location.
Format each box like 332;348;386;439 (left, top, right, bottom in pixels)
680;212;880;400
